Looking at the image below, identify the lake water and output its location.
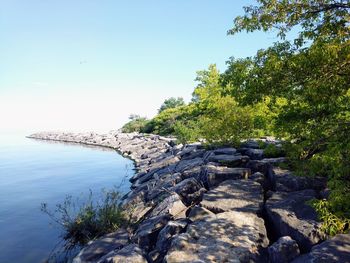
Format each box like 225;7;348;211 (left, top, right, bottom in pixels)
0;132;133;263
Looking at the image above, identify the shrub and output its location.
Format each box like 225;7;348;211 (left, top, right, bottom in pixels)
263;143;285;158
41;188;128;249
121;115;149;133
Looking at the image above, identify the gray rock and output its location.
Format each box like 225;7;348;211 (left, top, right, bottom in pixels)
292;233;350;263
265;190;325;252
149;194;187;219
201;179;263;214
165;211;269;262
272;167;326;192
171;178;202;205
201;164;251;188
97;244;148;263
240;140;261;149
268;236;300;263
73;229;129;263
132;214;171;250
249;172;265;185
185;187;207;205
239;148;264;160
208;154;250;167
213;147;237;155
156;220;189;253
175;157;204;173
187;205;215;222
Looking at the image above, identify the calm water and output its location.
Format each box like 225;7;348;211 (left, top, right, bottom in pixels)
0;132;133;263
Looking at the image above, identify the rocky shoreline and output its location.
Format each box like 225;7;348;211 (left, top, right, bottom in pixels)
28;131;350;263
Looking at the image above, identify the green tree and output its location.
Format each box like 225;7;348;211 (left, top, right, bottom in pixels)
227;0;350;235
158;97;185;113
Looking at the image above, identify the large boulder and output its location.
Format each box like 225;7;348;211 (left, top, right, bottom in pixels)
271;167;326;193
171;178;202;205
292;233;350;263
155;220;189;254
265;190;325;252
208;154;250;167
213;147;237;155
187;205;215;222
132;214;171;250
164;211;269;263
200;164;251;188
268;236;300;263
175;157;204;173
149;194;187;219
201;179;263;214
73;229;129;263
97;244;148;263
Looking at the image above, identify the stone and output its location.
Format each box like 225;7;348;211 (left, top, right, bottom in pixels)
175;157;204;173
201;179;263;214
73;229;129;263
148;156;180;172
171;178;202;205
187;205;215;222
240;140;260;149
249;172;266;187
97;244;147;263
156;220;189;253
268;236;300;263
164;211;269;263
292;233;350;263
132;214;171;250
272;167;326;192
213;147;237;155
208;154;250;167
185;187;207;205
265;190;325;252
149;194;187;219
239;148;264;160
201;164;251;188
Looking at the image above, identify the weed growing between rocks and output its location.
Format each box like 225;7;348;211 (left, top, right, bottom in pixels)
41;188;129;252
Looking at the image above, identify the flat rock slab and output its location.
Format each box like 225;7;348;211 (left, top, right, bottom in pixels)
272;167;326;192
208;154;250;167
266;189;325;252
202;165;251;188
97;244;148;263
73;229;129;263
213;147;237;155
165;211;269;263
292;233;350;263
201;179;263;214
175;157;204;173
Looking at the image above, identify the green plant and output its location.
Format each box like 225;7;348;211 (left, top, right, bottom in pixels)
263;144;285;158
310;199;350;236
41;188;128;249
121;115;149;133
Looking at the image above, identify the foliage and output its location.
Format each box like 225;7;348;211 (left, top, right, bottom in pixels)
263;143;285;158
142;105;195;135
173;120;202;144
41;188;127;249
310;198;350;236
158;97;185;113
121;114;149;133
227;0;350;234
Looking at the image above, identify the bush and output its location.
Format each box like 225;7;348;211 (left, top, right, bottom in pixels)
121;115;149;133
263;143;285;158
41;188;128;249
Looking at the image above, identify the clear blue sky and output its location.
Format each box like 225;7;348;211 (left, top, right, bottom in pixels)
0;0;281;132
